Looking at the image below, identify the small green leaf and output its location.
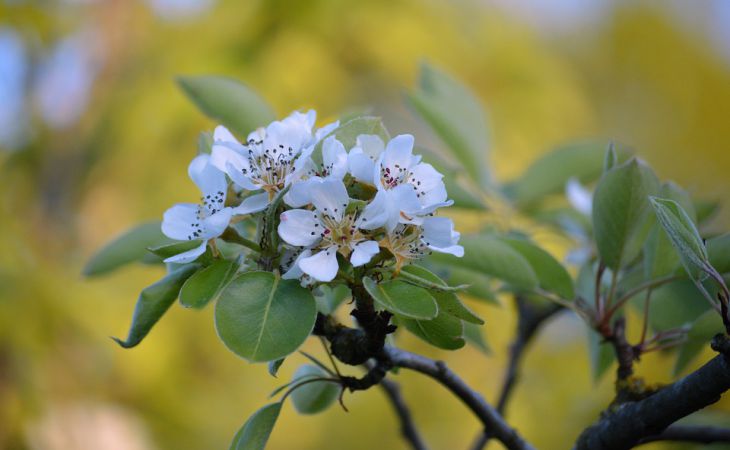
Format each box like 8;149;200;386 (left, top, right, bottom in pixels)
268;359;285;378
215;272;317;362
83;222;172;277
408;63;490;187
444;266;498;304
603;142;617;172
229;402;282;450
592;158;659;270
650;197;708;280
434;235;538;291
587;327;614;383
289;365;339;415
695;198;720;225
463;322;491;355
113;264;198;348
401;265;483;324
314;284;350;315
707;234;730;275
179;259;240;309
400;311;465;350
311;116;390;166
639;280;712;332
674;310;723;375
504;141;630;209
177;76;275;136
148;240;205;259
362;277;438;320
501;238;574;300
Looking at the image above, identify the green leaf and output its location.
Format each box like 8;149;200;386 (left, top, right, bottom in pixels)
419;148;486;211
639;280;712;332
401;266;483;324
592;158;659;270
674;310;723;375
215;272;317;362
113;264;198;348
501;238;574;300
178;76;275;136
362;277;438;320
695;198;720;225
587;327;614;383
314;284;350;315
268;359;285;378
603;142;617;172
650;197;708;280
435;235;538;291
400;310;465;350
83;222;172;277
229;402;282;450
198;131;214;154
148;240;206;259
644;182;695;279
289;365;339;415
505;141;630;209
443;266;498;304
311;116;390;166
408;63;490;187
463;322;491;355
179;259;240;309
708;234;730;274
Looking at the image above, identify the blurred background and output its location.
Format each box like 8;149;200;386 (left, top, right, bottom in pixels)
2;0;730;449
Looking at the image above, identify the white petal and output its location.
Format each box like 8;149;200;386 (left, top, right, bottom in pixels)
161;203;200;241
566;177;593;216
322;136;348;179
188;154;227;199
422;217;463;257
348;150;376;183
285;178;318;208
163;241;207;264
382;134;415;171
200;207;233;239
282;249;312;280
278;209;322;247
314;120;339;142
232;192;270;215
350;240;380;267
356;134;385;159
409;162;444;192
309;178;349;222
358;189;389;230
214;125;241;145
390;184;423;228
299;247;339;282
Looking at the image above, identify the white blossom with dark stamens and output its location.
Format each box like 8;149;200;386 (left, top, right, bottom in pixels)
285;135;348;207
277;178;382;282
161;154;233;263
383;217;463;270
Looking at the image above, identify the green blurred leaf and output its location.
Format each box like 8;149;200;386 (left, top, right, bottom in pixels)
501;238;574;300
312;116;390;166
113;264;198;348
435;235;538;291
505;141;630;209
640;280;711;332
363;277;438;320
444;266;498;304
401;265;483;324
592;158;659;270
179;258;240;309
148;240;205;259
230;402;282;450
707;233;730;274
314;284;350;315
215;272;316;362
587;327;614;383
268;359;285;378
83;222;172;277
290;365;339;415
463;322;491;355
674;310;723;375
400;310;465;350
603;142;617;172
198;131;214;154
408;63;490;187
695;198;720;225
650;196;708;280
419;148;486;210
177;76;275;136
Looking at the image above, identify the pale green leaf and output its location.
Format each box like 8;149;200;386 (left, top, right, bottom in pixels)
501;238;574;300
362;277;438;320
290;365;339;415
674;310;723;375
650;197;708;280
83;222;172;277
229;402;282;450
401;265;483;324
179;258;240;309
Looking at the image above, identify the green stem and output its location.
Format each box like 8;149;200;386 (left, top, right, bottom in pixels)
220;227;261;252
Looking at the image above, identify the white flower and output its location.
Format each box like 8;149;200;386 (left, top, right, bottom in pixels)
347;134;385;183
277;178;381;282
161;154;233;263
363;134;452;231
285;135;348;207
210;110;337;213
382;217;464;270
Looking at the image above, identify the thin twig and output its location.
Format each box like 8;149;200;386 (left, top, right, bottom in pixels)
384;346;536;450
607;275;679;317
379;377;429;450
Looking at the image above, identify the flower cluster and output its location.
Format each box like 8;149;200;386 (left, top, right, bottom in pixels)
161;110;463;282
